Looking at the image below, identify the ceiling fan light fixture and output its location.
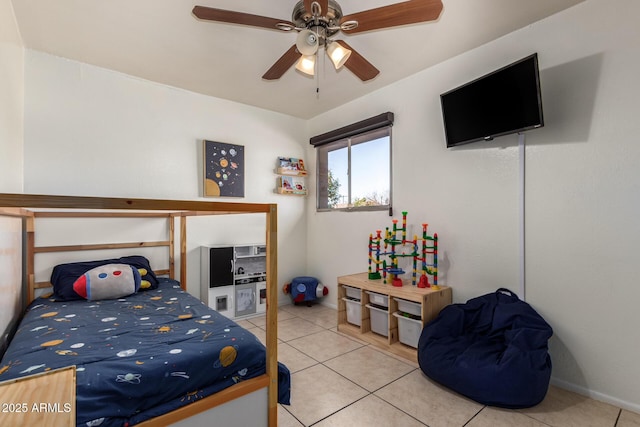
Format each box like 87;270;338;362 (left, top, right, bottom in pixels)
326;41;351;69
296;29;319;56
295;54;316;76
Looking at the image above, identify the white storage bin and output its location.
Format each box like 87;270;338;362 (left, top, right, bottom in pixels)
393;312;422;348
366;304;389;337
343;285;361;301
366;291;389;308
393;297;422;318
342;297;362;326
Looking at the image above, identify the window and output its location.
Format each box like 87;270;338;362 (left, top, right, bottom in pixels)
312;113;393;212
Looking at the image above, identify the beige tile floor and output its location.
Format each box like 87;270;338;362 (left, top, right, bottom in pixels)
237;304;640;427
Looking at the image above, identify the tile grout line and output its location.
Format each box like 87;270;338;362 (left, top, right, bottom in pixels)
282;309;432;425
614;408;622;427
281;308;435;426
283;309;371;426
461;406;486;426
364;369;436;426
306;394;371;427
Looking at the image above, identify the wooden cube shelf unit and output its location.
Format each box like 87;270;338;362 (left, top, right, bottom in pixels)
337;272;452;362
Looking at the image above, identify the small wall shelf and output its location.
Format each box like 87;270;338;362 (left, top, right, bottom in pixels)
275;157;307;196
275;187;307;196
276;168;308;177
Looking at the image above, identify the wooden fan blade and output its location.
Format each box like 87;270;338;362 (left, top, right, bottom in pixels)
303;0;329;16
340;0;443;34
262;45;301;80
192;5;294;31
336;40;380;81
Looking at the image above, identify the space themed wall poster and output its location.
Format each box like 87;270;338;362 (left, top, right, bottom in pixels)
203;140;245;198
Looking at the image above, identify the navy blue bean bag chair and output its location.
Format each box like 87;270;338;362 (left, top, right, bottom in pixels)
418;288;553;408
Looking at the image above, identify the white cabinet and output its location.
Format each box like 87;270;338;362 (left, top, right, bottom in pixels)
201;244;266;319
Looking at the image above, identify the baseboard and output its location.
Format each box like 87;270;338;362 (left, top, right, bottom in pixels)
551;377;640;414
280;299;337;310
322;300;337;310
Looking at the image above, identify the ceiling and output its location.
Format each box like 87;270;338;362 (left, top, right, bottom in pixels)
11;0;584;119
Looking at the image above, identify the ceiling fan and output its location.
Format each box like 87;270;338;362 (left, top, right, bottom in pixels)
192;0;443;81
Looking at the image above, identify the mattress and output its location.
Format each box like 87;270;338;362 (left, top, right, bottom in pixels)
0;278;290;426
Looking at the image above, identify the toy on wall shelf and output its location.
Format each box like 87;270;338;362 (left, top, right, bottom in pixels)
276;157;307;176
367;211;438;288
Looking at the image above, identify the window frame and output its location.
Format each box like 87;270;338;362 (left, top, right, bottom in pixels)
315;125;393;213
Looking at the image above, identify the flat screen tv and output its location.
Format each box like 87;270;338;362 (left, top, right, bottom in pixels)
441;53;544;148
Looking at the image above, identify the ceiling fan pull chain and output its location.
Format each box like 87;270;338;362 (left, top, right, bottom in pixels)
316;63;320;98
316;50;322;99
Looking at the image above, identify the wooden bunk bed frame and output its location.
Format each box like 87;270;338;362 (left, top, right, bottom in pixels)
0;193;280;427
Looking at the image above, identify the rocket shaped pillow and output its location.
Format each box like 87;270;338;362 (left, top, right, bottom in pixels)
73;263;145;301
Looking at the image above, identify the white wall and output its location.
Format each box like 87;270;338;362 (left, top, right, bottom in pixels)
22;51;309;304
0;0;23;192
524;0;640;408
307;0;640;413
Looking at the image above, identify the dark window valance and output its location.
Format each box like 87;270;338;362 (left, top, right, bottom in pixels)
309;112;394;147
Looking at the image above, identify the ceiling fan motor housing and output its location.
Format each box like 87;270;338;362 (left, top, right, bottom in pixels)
292;0;343;40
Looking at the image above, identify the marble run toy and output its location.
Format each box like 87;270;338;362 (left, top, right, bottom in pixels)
368;211;438;288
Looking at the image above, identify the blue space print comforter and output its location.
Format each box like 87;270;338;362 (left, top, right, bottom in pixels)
0;278;290;426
